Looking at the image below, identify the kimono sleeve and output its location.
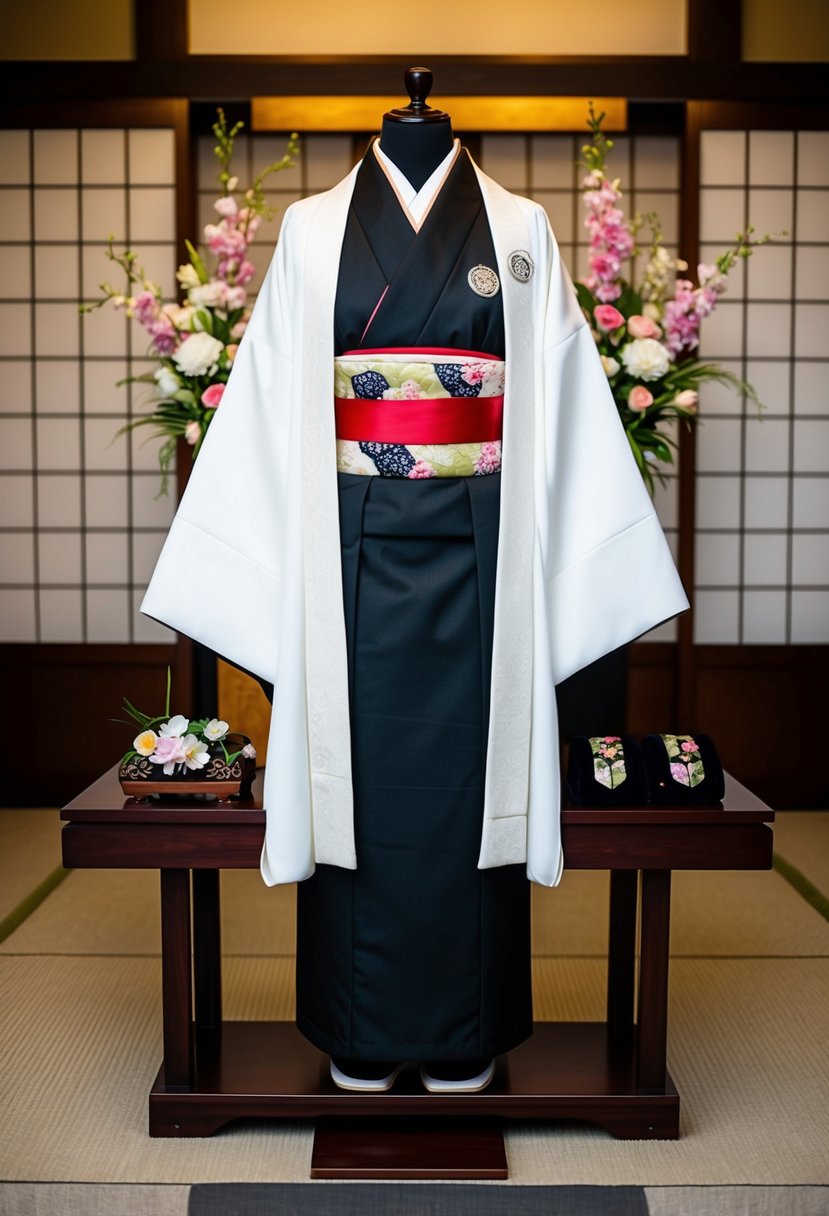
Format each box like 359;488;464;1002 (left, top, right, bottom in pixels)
139;208;297;683
536;220;690;685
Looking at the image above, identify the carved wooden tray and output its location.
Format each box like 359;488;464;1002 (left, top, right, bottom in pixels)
118;732;255;803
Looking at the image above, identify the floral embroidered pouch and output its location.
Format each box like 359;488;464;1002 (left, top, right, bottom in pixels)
642;733;725;803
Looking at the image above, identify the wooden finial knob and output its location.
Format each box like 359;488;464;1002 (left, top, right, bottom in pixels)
405;67;433;111
383;65;450;124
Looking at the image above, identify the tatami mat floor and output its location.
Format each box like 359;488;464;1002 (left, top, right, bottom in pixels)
5;857;828;960
0;806;827;1212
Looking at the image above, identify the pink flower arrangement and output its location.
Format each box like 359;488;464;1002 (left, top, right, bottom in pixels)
81;108;299;496
574;102;780;494
582;174;635;304
117;666;256;777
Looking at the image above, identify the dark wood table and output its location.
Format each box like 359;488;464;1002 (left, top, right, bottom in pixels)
61;764;774;1176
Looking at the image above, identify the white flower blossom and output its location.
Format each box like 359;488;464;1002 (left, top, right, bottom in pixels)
214;196;238;217
204;718;229;741
181;734;210;771
172;332;224;378
161;302;194;330
620;337;670;382
189;282;227;310
176;264;200;289
601;355;620;377
133;729;158;756
154;366;181;397
158;714;190;738
225;286;247;310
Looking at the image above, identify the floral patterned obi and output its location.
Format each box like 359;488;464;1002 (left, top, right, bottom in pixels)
334;348;505;478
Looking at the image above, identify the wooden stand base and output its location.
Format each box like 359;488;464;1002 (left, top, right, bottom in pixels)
311;1117;508;1179
149;1021;680;1144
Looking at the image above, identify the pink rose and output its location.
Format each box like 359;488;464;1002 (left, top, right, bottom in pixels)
681;739;698;753
627;314;661;339
674;389;698;413
594;304;626;332
149;735;187;774
201;383;225;409
184;420;201;445
628;386;654;411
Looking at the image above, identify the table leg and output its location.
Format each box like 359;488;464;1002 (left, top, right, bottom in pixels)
607;869;638;1046
160;868;194;1091
636;868;671;1092
192;869;222;1036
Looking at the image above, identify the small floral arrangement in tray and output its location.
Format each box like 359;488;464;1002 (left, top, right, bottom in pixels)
115;668;257;801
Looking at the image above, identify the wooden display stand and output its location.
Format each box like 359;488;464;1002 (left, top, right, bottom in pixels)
61;765;774;1178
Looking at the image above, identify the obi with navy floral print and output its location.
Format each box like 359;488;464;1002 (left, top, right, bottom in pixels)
334;348;505;478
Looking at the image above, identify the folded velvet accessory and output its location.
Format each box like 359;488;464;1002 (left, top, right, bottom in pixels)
566;732;725;806
565;734;647;806
641;732;725;803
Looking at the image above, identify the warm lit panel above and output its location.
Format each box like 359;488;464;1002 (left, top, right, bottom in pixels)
190;0;686;57
252;97;628;134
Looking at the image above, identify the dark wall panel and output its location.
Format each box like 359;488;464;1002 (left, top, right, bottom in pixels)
0;644;189;806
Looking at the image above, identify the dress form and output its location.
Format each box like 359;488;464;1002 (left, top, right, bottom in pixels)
378;67;455;190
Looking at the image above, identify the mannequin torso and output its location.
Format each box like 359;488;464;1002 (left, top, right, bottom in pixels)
377;116;455;191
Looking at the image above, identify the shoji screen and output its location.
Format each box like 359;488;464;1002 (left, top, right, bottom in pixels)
0;126;177;643
695;130;829;644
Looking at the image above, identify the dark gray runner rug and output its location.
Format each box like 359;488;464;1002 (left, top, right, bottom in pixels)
188;1183;648;1215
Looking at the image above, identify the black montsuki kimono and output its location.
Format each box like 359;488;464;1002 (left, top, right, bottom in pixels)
294;145;533;1062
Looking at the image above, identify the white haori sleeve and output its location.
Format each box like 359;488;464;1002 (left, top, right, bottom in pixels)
139;209;297;681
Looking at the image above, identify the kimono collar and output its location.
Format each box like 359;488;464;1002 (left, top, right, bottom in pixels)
372;136;461;230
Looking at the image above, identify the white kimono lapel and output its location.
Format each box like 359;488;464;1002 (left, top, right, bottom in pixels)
276;164;361;878
470;161;537;872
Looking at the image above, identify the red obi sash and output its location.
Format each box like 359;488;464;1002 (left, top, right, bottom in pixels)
334;347;504;445
335;395;504;443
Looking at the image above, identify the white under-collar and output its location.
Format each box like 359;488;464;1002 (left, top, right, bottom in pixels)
373;136;461;229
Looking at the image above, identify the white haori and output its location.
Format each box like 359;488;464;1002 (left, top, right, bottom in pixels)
140;150;690;890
